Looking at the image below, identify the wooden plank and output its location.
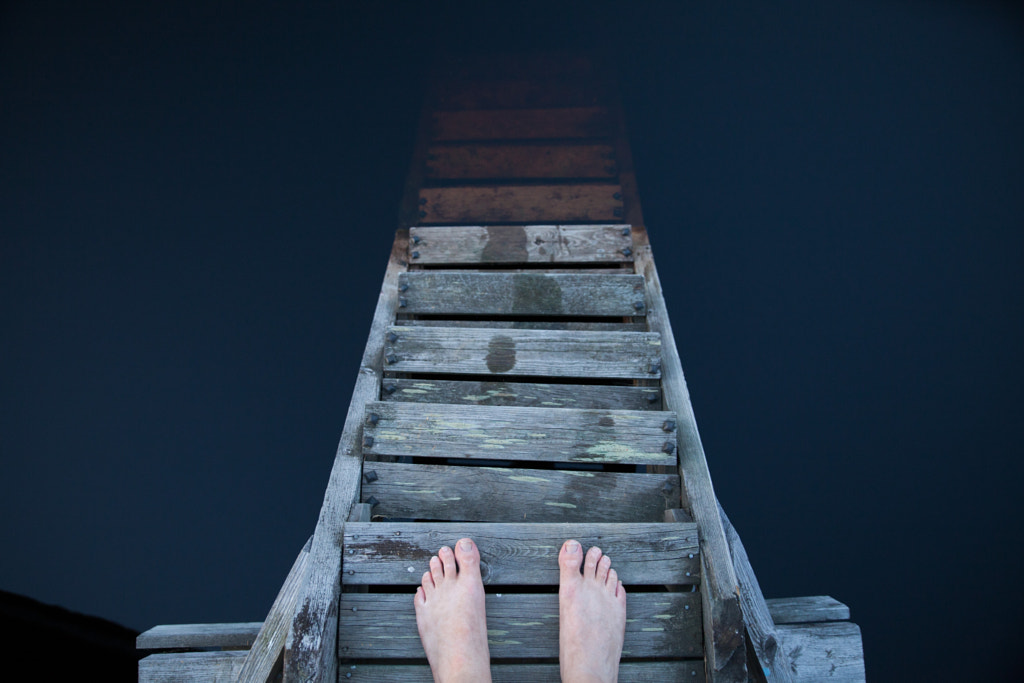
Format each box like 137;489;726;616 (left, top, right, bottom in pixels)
342;522;699;586
418;184;623;224
426;143;616;179
766;596;851;625
362;401;678;466
402;319;648;332
342;662;705;682
379;378;661;410
283;231;409;683
432;107;611;141
138;651;246;682
776;623;865;682
397;272;646;316
408;224;633;264
361;462;680;522
338;592;701;658
433;79;607;110
237;539;311;682
382;326;662;380
632;225;745;682
136;622;261;651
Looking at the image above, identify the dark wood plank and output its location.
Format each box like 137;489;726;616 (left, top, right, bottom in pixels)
379;378;661;410
775;623;865;682
137;623;261;651
139;651;246;682
342;522;699;586
338;592;701;658
426;143;616;179
344;661;706;682
361;462;680;522
418;184;623;224
432;53;595;82
382;326;663;379
408;224;633;264
284;231;409;683
361;401;678;466
402;320;648;332
433;79;607;110
397;272;646;316
432;107;611;141
766;596;851;625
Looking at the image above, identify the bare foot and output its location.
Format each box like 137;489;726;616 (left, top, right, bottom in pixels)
558;539;627;683
414;538;492;683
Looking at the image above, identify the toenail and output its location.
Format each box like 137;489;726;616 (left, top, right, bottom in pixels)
566;540;581;553
459;539;473;550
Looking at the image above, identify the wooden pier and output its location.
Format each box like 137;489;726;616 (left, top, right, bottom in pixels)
138;53;865;682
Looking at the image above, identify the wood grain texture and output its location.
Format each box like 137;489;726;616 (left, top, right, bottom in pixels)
766;596;851;625
397;272;646;316
341;522;699;586
237;540;310;682
361;461;680;522
138;651;246;682
379;378;661;410
284;232;409;683
432;107;611;141
382;325;662;379
337;592;701;658
418;184;623;224
408;224;633;264
361;401;678;466
776;623;865;682
632;225;745;682
136;622;262;651
340;661;705;682
426;143;616;179
402;319;648;332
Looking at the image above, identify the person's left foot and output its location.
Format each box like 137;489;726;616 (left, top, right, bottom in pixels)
414;538;493;683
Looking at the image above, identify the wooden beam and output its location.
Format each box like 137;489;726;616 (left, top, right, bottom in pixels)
342;522;699;585
138;651;246;682
431;107;611;141
283;231;408;683
396;272;647;316
425;143;616;179
338;592;701;658
362;401;678;466
136;623;261;651
765;596;851;625
378;378;661;410
418;184;623;224
775;623;865;682
362;461;680;522
383;325;662;380
408;224;633;264
402;319;647;331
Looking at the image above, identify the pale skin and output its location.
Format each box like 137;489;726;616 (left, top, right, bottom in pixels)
413;537;627;683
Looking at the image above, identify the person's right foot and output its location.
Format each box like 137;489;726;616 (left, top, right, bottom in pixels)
558;539;627;683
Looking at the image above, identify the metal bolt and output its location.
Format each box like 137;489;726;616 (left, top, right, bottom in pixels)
688;553;694;558
386;353;398;364
621;226;631;236
411;251;420;259
685;604;690;610
364;469;378;483
386;332;398;343
398;283;409;292
363;436;374;448
348;570;354;575
398;297;407;308
621;247;632;257
613;192;623;200
348;549;353;554
686;571;692;577
366;496;379;507
662;419;676;432
662;441;675;454
383;384;397;394
418;197;427;205
633;301;644;311
346;673;352;679
412;235;421;244
662;481;674;493
352;606;358;612
366;412;380;425
646;392;659;403
418;210;426;218
648;361;661;374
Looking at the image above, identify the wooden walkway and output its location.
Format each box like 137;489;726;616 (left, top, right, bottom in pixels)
138;53;864;683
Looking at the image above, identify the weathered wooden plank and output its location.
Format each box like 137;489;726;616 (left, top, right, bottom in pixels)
766;596;851;625
343;661;705;682
432;107;611;141
397;272;646;316
408;224;633;264
382;326;662;379
402;319;648;331
632;225;745;682
342;522;699;586
338;592;701;658
362;401;677;466
379;378;661;410
434;79;607;110
136;622;262;651
776;623;865;682
138;651;246;682
284;231;409;683
418;184;623;224
426;143;616;179
237;539;311;682
361;462;680;522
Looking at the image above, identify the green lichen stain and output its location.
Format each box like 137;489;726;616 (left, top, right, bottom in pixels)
545;502;577;509
487;630;509;636
508;621;542;626
401;389;428;394
562;471;596;477
641;627;665;632
462;395;490;402
654;614;673;619
509;475;550;483
580;442;649;461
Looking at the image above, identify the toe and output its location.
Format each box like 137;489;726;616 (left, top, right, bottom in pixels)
596;554;611;583
559;539;584;582
454;538;481;579
429;555;444;584
438;545;457;577
606;567;618;592
421;570;435;594
414;585;425;607
584;546;602;579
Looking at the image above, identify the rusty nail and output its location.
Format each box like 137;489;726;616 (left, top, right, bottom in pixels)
621;247;632;257
613;208;623;218
621;226;631;236
411;251;420;259
366;412;380;425
613;192;623;200
399;283;409;292
662;441;675;454
418;197;427;205
364;469;378;483
366;496;379;507
386;353;398;364
418;210;426;218
662;419;676;432
633;301;644;311
387;331;398;343
412;235;421;244
399;297;407;308
363;436;374;448
383;383;397;394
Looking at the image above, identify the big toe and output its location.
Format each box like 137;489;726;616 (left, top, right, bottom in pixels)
559;539;584;582
454;538;482;579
